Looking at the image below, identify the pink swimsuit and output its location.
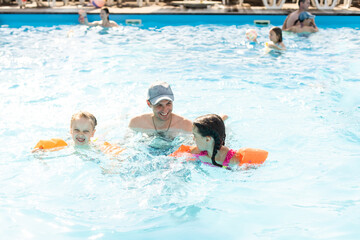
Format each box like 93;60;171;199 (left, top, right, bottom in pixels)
194;149;236;168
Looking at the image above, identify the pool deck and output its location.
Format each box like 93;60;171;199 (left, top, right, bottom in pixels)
0;0;359;15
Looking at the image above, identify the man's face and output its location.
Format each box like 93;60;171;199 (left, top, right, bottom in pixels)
301;0;310;10
150;99;173;121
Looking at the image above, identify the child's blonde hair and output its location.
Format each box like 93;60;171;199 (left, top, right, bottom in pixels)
71;111;97;130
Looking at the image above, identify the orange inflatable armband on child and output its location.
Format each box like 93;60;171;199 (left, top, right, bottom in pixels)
33;138;124;156
99;142;125;156
235;148;268;165
169;145;197;161
170;145;268;166
34;138;68;150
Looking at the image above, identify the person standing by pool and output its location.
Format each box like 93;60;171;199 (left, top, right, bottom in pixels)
286;12;319;33
128;82;193;136
282;0;312;30
78;8;118;28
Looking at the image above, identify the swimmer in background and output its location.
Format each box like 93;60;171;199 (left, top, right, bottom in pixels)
33;111;124;155
282;0;311;30
286;12;318;33
170;114;268;169
266;27;286;51
78;8;118;28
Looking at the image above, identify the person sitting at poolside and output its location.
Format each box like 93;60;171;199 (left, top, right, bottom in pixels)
128;82;193;136
170;114;268;169
286;12;318;33
282;0;311;30
78;8;118;28
265;27;286;51
33;111;124;155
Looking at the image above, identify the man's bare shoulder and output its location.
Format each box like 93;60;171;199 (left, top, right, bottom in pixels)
129;114;153;129
282;14;290;30
285;11;300;29
171;113;193;132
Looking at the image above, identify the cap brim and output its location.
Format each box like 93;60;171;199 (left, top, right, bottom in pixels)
150;95;174;105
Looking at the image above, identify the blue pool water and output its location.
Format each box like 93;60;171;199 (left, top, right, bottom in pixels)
0;15;360;239
1;13;360;28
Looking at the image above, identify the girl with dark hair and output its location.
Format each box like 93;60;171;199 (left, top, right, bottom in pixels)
266;27;286;51
79;8;118;28
170;114;268;169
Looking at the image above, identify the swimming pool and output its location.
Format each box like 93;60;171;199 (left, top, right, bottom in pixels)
1;13;360;28
0;14;360;239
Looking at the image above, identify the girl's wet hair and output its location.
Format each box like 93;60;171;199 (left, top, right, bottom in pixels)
271;27;283;43
102;7;110;21
71;111;97;130
193;114;226;168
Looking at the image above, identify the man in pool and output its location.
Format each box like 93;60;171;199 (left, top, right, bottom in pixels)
128;82;193;135
282;0;314;31
286;12;319;33
78;8;118;28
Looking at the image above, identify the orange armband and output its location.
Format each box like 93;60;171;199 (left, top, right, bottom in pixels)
235;148;268;165
34;138;68;150
100;142;125;156
169;145;191;157
169;145;197;161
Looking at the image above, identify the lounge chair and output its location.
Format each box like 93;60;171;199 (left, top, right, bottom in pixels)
261;0;286;8
312;0;338;9
342;0;352;8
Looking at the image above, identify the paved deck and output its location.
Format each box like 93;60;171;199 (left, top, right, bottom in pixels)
0;0;359;15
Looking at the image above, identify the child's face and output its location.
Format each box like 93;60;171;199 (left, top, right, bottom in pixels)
100;10;108;21
303;18;313;26
269;30;279;43
70;117;96;146
192;126;210;151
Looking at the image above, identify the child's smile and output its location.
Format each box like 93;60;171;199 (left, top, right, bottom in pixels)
70;117;96;145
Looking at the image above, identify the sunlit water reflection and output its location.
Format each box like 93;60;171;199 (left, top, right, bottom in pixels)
0;22;359;239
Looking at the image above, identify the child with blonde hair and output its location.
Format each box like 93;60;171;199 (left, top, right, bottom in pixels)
33;111;124;156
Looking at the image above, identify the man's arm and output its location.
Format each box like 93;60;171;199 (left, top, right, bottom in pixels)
285;26;299;33
109;21;119;27
309;19;319;32
282;15;290;30
302;26;318;33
